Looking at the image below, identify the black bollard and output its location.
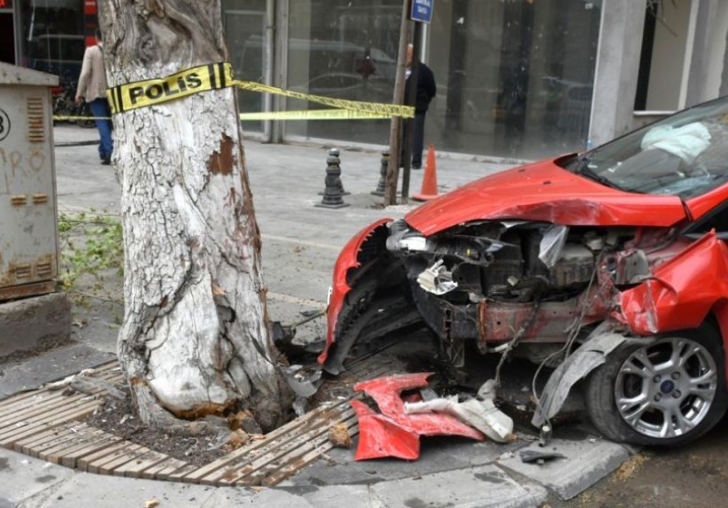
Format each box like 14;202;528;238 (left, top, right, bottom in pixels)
319;148;350;196
333;149;351;196
371;150;389;197
315;148;350;209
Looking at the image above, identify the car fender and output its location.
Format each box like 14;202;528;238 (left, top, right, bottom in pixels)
616;230;728;335
318;218;391;365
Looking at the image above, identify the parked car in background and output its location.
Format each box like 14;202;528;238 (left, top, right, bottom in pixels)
320;95;728;447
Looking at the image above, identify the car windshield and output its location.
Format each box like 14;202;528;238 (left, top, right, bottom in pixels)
562;96;728;199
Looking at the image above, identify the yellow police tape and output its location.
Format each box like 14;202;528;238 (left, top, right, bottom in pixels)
53;115;100;122
55;110;391;122
238;109;391;121
104;62;413;119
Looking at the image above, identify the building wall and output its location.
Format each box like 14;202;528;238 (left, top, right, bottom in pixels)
645;0;693;111
706;1;728;99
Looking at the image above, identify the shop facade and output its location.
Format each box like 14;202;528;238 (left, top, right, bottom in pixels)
3;1;727;161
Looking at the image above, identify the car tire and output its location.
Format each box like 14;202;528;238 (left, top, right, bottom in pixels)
584;325;727;446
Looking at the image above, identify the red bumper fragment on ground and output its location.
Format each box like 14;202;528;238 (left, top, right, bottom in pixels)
351;373;485;461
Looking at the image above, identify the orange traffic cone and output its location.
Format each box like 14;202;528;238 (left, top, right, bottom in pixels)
413;145;438;201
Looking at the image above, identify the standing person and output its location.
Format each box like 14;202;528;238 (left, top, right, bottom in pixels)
405;43;436;169
76;29;113;165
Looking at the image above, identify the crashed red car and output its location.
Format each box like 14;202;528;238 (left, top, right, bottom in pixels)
321;96;728;446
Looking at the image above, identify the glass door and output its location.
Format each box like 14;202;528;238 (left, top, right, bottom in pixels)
223;1;267;134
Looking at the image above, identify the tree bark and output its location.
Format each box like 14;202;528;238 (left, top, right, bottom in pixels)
97;0;289;430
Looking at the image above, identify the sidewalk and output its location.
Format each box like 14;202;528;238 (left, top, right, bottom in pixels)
0;125;633;507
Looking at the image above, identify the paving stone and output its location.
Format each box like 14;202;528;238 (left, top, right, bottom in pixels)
369;464;548;508
281;437;524;487
198;487;255;507
23;473;215;508
0;293;72;360
202;488;315;508
299;485;371;508
0;344;115;398
0;449;74;506
497;438;630;500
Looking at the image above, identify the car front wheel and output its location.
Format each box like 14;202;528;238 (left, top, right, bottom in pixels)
585;326;727;446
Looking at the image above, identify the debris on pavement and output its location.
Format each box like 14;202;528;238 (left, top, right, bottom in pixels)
44;368;127;400
404;379;514;443
44;368;96;390
282;364;322;398
328;422;352;448
272;310;326;359
519;449;566;464
226;429;250;450
351;373;485;461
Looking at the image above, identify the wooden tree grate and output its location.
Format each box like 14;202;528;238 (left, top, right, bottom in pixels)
0;353;405;486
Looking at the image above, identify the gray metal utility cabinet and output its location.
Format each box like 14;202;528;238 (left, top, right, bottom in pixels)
0;62;60;302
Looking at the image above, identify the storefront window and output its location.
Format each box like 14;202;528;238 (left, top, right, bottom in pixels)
286;0;600;160
222;0;267;134
285;0;400;144
429;0;601;159
20;0;84;88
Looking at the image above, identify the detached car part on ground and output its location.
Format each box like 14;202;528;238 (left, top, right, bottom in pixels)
320;96;728;447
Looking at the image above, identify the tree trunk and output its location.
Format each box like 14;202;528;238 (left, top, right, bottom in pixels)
98;0;289;431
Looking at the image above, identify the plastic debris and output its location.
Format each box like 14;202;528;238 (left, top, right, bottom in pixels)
351;373;484;460
519;449;566;464
404;379;514;443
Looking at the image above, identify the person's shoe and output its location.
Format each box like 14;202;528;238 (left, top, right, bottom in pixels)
101;157;111;165
412;163;422;170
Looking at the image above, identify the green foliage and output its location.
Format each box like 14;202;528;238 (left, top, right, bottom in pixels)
58;210;124;295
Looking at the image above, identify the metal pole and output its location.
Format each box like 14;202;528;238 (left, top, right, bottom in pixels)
384;0;412;206
263;0;275;143
401;21;422;203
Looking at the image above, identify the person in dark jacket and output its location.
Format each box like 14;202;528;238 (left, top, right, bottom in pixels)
404;43;436;169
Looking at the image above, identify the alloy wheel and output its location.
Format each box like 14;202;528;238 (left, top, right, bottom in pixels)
615;337;718;439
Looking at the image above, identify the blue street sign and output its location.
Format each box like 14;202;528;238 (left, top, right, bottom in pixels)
410;0;433;23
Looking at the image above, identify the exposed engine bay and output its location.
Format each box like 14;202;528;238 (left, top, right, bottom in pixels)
322;218;683;376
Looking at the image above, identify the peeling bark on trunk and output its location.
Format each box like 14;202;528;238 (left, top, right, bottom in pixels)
98;0;288;430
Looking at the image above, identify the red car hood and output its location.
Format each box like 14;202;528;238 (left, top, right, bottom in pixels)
405;157;688;236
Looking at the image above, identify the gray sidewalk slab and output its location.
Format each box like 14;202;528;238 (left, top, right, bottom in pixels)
281;438;527;487
0;344;114;398
369;465;548;508
201;488;314;508
22;473;217;508
0;448;75;508
497;438;632;500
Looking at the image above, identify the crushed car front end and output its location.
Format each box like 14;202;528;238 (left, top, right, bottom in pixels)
321;211;688;374
321;96;728;446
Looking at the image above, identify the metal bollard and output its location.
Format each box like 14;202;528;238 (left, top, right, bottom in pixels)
319;148;350;196
371;150;389;196
315;148;350;209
